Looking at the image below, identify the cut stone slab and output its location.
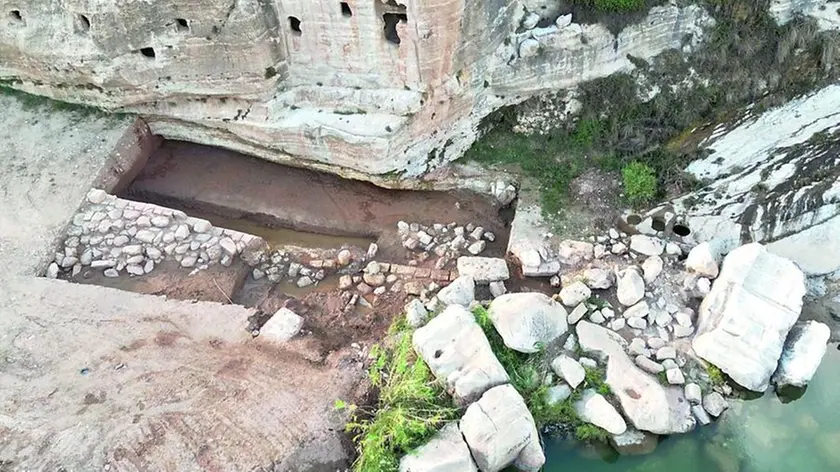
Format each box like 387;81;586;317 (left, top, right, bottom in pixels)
399;423;478;472
576;321;695;434
488;293;568;353
629;235;665;256
413;305;508;405
666;368;685;385
693;243;806;392
437;276;476;307
685;242;719;278
635;356;664;374
610;428;658;456
460;384;544;472
456;257;510;284
559;281;591;307
568;303;588;325
260;308;304;343
771;320;830;388
617;269;645;306
574;389;627;435
692;405;712;426
551;355;586;389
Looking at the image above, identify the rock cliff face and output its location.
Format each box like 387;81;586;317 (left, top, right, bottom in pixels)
770;0;840;30
0;1;711;184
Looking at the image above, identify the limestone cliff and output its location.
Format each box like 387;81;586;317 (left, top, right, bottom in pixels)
0;0;711;185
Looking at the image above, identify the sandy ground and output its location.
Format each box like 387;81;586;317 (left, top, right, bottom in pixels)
0;96;147;277
0;97;365;470
0;277;362;471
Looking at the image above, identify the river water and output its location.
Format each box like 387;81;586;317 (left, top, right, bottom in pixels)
544;344;840;471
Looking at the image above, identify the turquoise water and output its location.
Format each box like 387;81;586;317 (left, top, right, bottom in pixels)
544;344;840;472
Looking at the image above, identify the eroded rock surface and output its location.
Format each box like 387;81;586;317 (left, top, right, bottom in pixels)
399;423;478;472
772;320;831;388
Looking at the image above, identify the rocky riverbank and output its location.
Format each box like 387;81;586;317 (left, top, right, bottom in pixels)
394;230;831;471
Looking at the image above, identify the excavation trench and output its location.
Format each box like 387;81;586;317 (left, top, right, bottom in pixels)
61;139;513;352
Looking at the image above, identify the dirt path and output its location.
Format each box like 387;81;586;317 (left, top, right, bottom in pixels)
0;277;364;471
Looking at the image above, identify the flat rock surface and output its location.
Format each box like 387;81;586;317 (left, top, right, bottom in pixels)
0;277;362;470
0;95;141;276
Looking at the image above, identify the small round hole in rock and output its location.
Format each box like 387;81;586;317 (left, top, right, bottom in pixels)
626;214;642;225
288;16;301;34
139;47;156;58
341;2;352;17
10;10;22;21
433;349;443;359
673;224;691;237
176;18;189;31
651;217;666;232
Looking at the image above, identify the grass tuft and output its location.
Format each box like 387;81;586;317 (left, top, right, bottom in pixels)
341;317;457;471
622;161;657;207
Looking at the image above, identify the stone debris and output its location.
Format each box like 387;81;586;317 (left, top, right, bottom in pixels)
629;235;664;256
559;281;591;307
544;383;573;406
405;299;430;328
489;293;568;353
610;428;658;456
616;268;645;306
437;276;476;307
684;383;702;404
260;308;303;343
702;392;729;417
551;355;585;389
568;303;588;325
685;242;719;278
489;281;507;298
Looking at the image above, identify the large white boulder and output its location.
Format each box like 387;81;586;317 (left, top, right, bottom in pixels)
576;321;695;434
693;243;806;392
771;320;831;388
488;293;568;353
456;257;510;284
629;235;664;256
437;276;476;307
574;389;627;435
399;423;478;472
460;385;544;472
413;305;509;404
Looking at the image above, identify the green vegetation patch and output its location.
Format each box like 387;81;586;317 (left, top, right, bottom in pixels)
339;317;457;472
573;0;647;12
622;161;657;207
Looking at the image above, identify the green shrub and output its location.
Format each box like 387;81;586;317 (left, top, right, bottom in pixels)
622;161;657;206
706;364;726;387
573;0;647;12
584;367;612;396
341;319;457;471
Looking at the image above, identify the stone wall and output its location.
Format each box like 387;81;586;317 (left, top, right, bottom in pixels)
0;1;712;186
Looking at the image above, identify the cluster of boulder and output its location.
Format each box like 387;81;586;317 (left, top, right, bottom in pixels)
46;189;265;280
398;221;496;270
399;229;831;470
250;244;374;288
